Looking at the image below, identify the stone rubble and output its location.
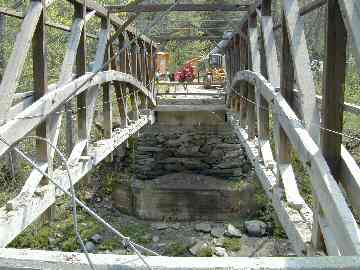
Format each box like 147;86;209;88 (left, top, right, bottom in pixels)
224;224;242;238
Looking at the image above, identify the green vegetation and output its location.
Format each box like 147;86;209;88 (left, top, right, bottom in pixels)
163;241;187;256
9;205;102;251
98;239;123;251
223;238;241;252
253;180;287;239
120;223;151;245
197;246;213;257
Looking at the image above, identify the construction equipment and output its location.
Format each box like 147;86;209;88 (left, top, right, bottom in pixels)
175;57;201;82
204;53;225;89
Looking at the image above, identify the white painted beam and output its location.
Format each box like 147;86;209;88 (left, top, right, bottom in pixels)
1;248;360;270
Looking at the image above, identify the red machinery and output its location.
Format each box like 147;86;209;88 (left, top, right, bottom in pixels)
175;57;200;83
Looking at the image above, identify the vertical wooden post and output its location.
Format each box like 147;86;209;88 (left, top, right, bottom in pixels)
130;90;139;121
239;29;248;128
313;0;347;254
321;0;346;181
76;0;87;150
103;17;112;142
33;0;52;223
278;11;294;164
152;45;157;98
256;3;271;161
113;32;128;128
0;14;5;80
247;13;257;139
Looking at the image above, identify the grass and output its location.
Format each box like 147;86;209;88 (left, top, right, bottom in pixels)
98;239;123;251
164;241;187;256
252;179;287;239
9;204;102;251
223;238;241;252
197;246;213;257
119;223;151;245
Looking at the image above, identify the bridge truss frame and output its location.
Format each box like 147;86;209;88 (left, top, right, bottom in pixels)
0;0;360;269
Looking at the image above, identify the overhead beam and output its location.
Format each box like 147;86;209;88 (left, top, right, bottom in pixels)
153;35;223;42
107;4;250;13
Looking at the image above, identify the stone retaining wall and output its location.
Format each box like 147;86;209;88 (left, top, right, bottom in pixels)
134;124;252;181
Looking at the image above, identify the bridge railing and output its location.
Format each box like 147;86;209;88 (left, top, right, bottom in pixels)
0;0;157;247
224;0;360;257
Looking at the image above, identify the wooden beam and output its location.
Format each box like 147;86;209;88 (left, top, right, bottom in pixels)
319;0;347;254
228;112;311;255
337;1;360;78
231;70;360;256
0;71;155;157
0;1;43;123
152;35;222;42
246;14;257;139
281;0;320;142
75;0;87;153
273;0;327;30
0;115;152;247
32;0;52;223
32;0;48;163
69;0;155;46
1;248;360;270
0;7;97;39
107;3;249;13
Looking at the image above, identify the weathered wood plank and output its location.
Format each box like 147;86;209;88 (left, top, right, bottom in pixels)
0;1;43;123
107;3;249;13
231;70;360;256
337;0;360;74
0;6;97;39
281;0;320;143
321;0;347;179
0;116;152;247
0;71;155;157
228;112;311;255
75;0;87;154
318;0;347;254
2;248;360;270
246;15;257;139
340;146;360;215
85;18;108;138
154;104;225;112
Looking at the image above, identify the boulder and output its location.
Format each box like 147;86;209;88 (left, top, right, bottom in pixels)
90;234;103;244
224;224;242;238
245;220;267;237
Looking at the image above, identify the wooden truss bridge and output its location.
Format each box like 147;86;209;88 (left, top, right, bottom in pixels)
0;0;360;269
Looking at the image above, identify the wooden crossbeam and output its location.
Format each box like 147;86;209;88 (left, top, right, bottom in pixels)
107;3;250;13
1;248;360;270
153;35;222;42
